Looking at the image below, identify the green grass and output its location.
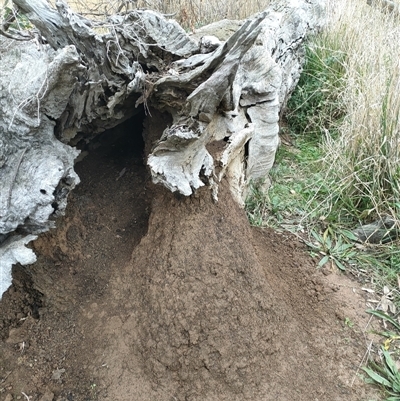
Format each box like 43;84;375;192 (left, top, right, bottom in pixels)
362;311;400;400
246;2;400;398
245;129;325;226
363;346;400;401
246;0;400;304
286;39;346;138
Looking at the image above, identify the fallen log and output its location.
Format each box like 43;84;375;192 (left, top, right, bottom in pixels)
352;216;400;244
0;0;326;296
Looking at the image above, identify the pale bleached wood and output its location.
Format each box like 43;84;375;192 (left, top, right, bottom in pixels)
0;0;326;297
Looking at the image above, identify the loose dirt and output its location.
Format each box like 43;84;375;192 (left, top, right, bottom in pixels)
0;120;380;401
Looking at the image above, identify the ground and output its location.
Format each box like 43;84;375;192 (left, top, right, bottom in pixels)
0;121;380;401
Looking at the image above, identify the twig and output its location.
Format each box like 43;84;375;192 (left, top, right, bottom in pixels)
8;65;49;130
351;299;384;387
21;392;31;401
351;339;373;387
0;370;11;384
0;27;31;41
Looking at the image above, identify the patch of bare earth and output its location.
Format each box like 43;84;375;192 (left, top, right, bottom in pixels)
0;121;379;401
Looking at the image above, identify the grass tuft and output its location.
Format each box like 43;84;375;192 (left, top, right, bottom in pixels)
317;1;400;225
246;0;400;306
245;3;400;396
286;37;346;139
362;346;400;401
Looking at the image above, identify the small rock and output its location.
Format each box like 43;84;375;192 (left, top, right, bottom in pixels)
321;267;332;276
39;390;55;401
5;327;25;344
4;394;13;401
51;368;65;381
353;216;399;243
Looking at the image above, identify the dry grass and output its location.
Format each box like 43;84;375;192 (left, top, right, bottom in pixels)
0;0;271;29
67;0;271;27
318;0;400;222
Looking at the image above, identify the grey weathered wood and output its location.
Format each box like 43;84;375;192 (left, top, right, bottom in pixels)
0;0;326;297
0;37;82;297
0;40;81;234
147;1;326;199
0;235;38;296
352;216;399;244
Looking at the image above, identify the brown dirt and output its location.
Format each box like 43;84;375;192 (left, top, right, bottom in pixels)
0;116;380;401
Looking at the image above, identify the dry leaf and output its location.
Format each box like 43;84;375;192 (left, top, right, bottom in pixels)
381;297;390;312
380;288;396;314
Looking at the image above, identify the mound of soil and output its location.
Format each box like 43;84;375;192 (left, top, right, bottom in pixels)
0;117;378;401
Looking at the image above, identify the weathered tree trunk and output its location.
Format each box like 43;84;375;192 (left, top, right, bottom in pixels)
352;216;399;243
0;0;325;295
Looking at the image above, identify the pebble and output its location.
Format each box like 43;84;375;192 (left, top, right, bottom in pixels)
322;268;332;276
39;390;55;401
5;394;13;401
